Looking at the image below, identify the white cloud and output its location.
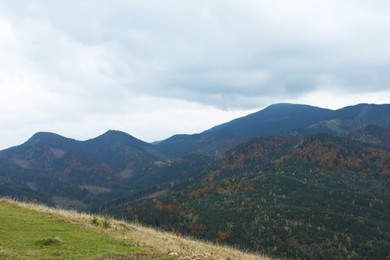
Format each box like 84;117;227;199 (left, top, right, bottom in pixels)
292;89;390;110
0;0;389;149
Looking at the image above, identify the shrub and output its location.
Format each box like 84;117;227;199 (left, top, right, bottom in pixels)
102;217;111;228
90;216;99;226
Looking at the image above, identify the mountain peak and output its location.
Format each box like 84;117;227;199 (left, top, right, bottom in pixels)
266;103;296;108
86;130;149;148
157;103;390;158
27;132;75;145
30;131;65;139
264;103;331;111
102;130;132;138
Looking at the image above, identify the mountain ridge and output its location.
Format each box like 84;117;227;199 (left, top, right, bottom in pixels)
115;132;390;259
0;102;389;208
156;103;390;158
0;102;389;259
0;130;167;209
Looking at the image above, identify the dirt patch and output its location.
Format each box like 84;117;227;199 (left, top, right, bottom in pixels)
118;168;134;179
48;148;66;158
80;185;111;194
26;182;38;191
11;158;30;169
137;190;169;201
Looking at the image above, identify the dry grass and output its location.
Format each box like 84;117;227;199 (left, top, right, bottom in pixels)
1;198;271;260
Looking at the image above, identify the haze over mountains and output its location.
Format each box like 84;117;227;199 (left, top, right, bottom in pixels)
0;102;389;259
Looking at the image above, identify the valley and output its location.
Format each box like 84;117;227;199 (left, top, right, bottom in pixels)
1;103;389;259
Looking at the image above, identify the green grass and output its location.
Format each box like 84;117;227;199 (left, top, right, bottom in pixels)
0;199;269;260
0;201;139;259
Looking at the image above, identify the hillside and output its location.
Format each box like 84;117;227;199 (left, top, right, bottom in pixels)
0;103;389;259
1;103;388;209
111;134;390;259
0;130;166;209
0;198;268;260
156;103;390;157
347;124;390;148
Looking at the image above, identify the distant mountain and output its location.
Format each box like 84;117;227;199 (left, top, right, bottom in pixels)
156;103;390;158
84;130;167;171
347;124;390;148
1;103;389;207
0;130;166;209
115;133;390;259
1;102;389;259
303;103;390;136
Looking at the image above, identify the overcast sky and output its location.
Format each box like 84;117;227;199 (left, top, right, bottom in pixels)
0;0;389;149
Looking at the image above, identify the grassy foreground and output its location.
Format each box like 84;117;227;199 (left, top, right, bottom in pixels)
0;200;139;259
0;199;269;260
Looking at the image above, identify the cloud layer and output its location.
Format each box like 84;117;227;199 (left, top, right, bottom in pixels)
0;0;389;148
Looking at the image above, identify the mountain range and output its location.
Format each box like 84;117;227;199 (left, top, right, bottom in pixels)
0;102;389;259
156;103;390;157
116;133;389;259
0;130;166;208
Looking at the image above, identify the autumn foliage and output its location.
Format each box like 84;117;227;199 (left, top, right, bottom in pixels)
217;229;232;240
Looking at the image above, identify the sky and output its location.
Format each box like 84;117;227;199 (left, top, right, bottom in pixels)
0;0;389;149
